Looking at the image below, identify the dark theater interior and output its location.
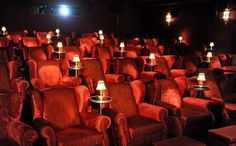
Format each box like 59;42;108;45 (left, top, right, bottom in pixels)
0;0;236;146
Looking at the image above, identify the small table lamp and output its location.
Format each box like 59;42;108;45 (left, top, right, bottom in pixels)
206;51;212;62
119;42;125;52
46;33;51;44
149;53;156;65
96;80;106;100
100;34;104;46
98;30;103;35
1;26;6;35
179;36;183;43
197;73;206;87
73;55;80;68
209;42;214;50
55;29;60;38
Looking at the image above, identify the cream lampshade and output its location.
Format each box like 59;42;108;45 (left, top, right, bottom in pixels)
46;33;51;44
166;12;172;25
96;80;106;100
206;51;213;62
179;36;183;43
223;8;230;23
149;53;156;65
73;55;80;67
100;34;104;45
98;30;103;35
119;42;125;51
1;26;6;35
197;73;206;87
57;42;63;52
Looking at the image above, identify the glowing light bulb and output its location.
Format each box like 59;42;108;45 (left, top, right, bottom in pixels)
166;12;172;25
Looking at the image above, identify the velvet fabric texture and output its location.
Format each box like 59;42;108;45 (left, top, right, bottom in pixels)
0;93;38;146
147;78;213;136
104;80;168;146
27;47;48;61
22;37;39;47
0;62;29;97
32;85;111;146
29;59;81;90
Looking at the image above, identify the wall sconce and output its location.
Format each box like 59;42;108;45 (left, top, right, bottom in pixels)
1;26;6;35
149;53;156;65
55;28;60;38
179;36;183;43
57;42;63;53
119;42;125;52
98;30;103;35
46;33;51;44
166;12;172;25
223;8;230;24
206;51;213;62
96;80;106;100
209;42;214;50
197;73;206;87
73;55;80;68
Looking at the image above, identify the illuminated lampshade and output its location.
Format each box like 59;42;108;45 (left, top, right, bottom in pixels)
96;80;106;91
46;33;51;39
166;12;172;25
73;55;80;63
2;26;6;32
57;42;63;51
119;42;125;48
149;53;155;60
206;51;213;62
223;8;230;23
197;73;206;86
98;30;103;35
100;34;104;40
179;36;183;43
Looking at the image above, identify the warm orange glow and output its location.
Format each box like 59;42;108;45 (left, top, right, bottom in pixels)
57;42;63;53
149;53;156;65
209;42;214;50
55;28;60;37
206;51;213;62
179;36;183;43
98;30;103;35
96;80;106;100
46;33;51;44
119;42;125;51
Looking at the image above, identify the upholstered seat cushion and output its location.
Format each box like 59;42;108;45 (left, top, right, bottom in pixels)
0;139;19;146
208;125;236;144
128;115;163;138
225;102;236;118
180;108;212;126
56;127;104;146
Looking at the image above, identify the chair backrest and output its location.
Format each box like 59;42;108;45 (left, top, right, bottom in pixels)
0;37;9;47
0;63;11;90
208;56;222;69
0;93;22;138
83;58;105;85
182;55;198;73
113;57;139;80
204;78;223;99
93;46;112;60
108;82;138;117
158;79;182;108
36;32;47;46
28;47;48;61
22;37;39;47
32;86;90;129
153;57;170;77
29;60;63;87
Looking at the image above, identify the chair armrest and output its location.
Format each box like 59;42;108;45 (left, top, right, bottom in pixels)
62;76;82;86
33;118;56;146
80;112;111;133
102;108;130;146
138;103;168;122
209;97;225;107
140;71;163;80
170;69;187;78
11;79;29;93
183;97;212;112
8;120;38;146
105;74;124;83
31;78;45;90
155;101;180;116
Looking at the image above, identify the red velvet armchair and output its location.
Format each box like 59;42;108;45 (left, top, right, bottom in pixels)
147;78;214;136
0;61;29;98
103;80;168;146
31;85;111;146
82;58;124;94
113;57;163;82
28;59;81;90
0;92;38;146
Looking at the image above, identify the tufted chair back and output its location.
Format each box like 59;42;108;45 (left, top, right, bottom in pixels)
22;37;39;48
